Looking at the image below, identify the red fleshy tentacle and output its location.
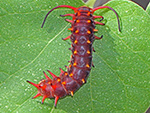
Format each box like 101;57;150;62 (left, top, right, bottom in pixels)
54;96;59;107
93;6;121;31
47;70;57;79
59;68;65;77
43;71;51;80
27;81;42;100
41;95;48;104
32;93;41;99
27;80;39;88
41;5;77;28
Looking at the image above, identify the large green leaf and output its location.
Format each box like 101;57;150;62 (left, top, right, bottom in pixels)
146;2;150;15
0;0;150;112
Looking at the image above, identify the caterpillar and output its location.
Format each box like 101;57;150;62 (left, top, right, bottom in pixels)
27;5;120;107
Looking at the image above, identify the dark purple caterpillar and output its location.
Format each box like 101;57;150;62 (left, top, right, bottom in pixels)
27;5;120;107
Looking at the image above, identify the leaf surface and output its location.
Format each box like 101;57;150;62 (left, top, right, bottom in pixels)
0;0;150;113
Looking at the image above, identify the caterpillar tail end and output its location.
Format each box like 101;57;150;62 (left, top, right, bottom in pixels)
26;72;54;104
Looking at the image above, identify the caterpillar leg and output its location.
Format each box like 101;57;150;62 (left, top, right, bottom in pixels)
93;15;105;25
65;65;68;68
65;19;73;23
95;35;103;39
60;14;74;17
94;21;105;25
60;14;74;24
62;35;71;40
55;96;59;107
93;15;104;21
32;93;41;99
92;47;96;52
92;62;95;67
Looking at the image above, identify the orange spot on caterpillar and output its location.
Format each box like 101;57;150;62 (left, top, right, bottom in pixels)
65;72;68;76
86;64;90;68
87;40;91;44
69;64;72;68
74;50;77;54
87;20;91;23
62;82;66;85
48;82;51;84
74;40;78;44
57;78;61;82
87;30;91;34
82;79;85;83
87;50;90;54
70;91;74;96
73;62;77;66
76;20;80;23
75;30;79;33
69;73;73;77
87;12;91;16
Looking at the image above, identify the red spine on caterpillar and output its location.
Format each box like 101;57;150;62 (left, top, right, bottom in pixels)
27;5;120;107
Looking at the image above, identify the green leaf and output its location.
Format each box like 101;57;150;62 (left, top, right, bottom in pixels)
0;0;150;113
146;2;150;15
85;0;96;8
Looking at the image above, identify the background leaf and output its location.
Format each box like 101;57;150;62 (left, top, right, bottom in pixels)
85;0;96;7
0;0;150;113
146;2;150;15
